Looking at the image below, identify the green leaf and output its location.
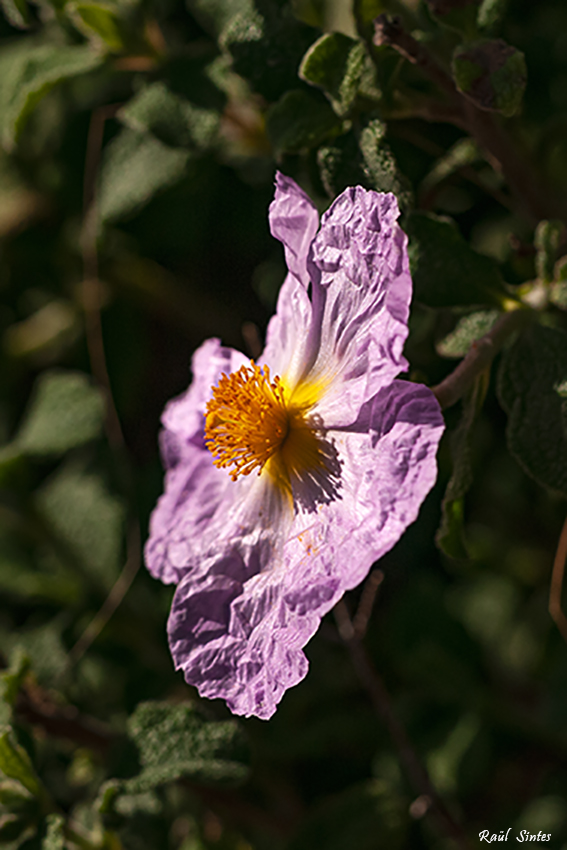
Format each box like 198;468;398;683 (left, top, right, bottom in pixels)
266;89;341;156
420;137;481;197
551;279;567;311
534;220;563;283
497;323;567;496
0;41;103;150
427;713;481;793
186;0;253;38
222;3;317;102
0;727;44;801
477;0;509;33
424;0;480;38
299;33;369;116
121;702;250;791
0;445;25;489
353;0;388;42
0;812;31;843
0;552;82;606
0;779;35;809
42;814;64;850
14;370;104;457
436;309;500;358
68;1;126;52
0;650;30;725
358;120;413;209
317;131;367;198
288;780;407;850
35;465;124;587
118;83;219;150
0;0;31;29
2;624;68;686
4;300;80;362
98;128;190;223
452;39;527;117
404;211;506;308
436;372;489;558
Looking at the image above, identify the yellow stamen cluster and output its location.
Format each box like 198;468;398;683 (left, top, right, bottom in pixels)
205;362;289;481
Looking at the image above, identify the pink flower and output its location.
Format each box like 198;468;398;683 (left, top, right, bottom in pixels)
145;173;444;719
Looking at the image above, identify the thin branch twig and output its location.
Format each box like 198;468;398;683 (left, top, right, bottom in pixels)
82;103;124;452
373;14;565;225
549;515;567;643
334;600;475;850
352;569;384;639
431;309;530;410
68;104;142;666
16;684;115;753
69;519;141;665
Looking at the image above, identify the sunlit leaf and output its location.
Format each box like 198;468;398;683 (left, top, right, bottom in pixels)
436;309;500;358
42;814;65;850
299;32;369;115
0;727;44;800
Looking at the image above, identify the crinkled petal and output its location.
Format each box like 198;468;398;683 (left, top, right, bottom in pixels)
145;450;227;584
161;338;248;465
145;338;259;585
167;381;444;719
303;189;412;427
260;272;314;386
269;172;320;290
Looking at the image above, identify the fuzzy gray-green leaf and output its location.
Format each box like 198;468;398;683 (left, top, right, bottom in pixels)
405;211;505;307
15;370;104;456
99;128;191;223
299;32;368;115
35;465;124;587
0;42;102;150
266;89;341;156
121;702;250;791
497;323;567;496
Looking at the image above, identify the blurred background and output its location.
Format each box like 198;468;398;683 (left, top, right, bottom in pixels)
1;0;567;847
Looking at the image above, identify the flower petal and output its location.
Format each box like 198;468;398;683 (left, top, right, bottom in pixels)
269;172;320;290
145;338;253;585
260;272;313;386
304;189;413;427
161;338;248;464
167;380;444;719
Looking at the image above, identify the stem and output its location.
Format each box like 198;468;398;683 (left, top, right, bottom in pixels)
334;600;475;850
431;309;530;410
68;519;141;665
549;514;567;643
372;15;565;225
68;104;142;666
82;104;124;452
16;683;114;753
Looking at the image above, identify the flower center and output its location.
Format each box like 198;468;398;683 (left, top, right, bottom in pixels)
205;362;324;490
205;362;290;481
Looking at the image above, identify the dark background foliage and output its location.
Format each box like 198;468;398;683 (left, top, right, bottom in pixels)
0;0;567;847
